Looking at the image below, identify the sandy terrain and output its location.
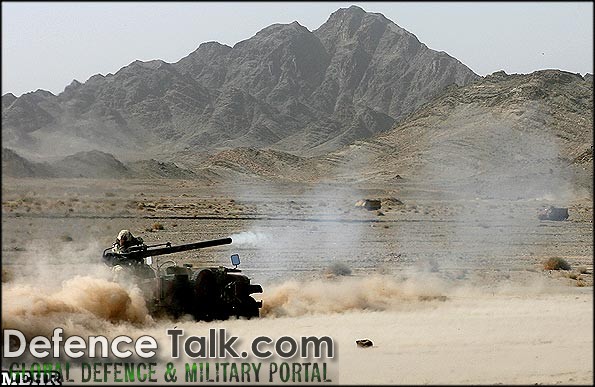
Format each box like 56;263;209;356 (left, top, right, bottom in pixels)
2;177;593;384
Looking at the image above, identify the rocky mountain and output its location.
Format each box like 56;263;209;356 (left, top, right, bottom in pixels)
2;147;55;178
2;148;197;179
51;150;131;178
4;69;591;191
1;145;317;183
2;6;478;161
323;70;593;197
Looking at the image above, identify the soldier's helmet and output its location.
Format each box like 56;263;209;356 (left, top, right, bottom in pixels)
117;229;133;244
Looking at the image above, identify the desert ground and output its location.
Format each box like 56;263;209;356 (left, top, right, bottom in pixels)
2;177;593;384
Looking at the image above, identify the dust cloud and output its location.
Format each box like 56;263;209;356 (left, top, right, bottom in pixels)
2;246;452;334
2;276;151;339
260;275;450;317
1;238;155;342
2;236;455;342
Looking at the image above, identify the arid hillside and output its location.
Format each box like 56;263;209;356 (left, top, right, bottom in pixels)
323;69;593;198
1;148;199;179
172;69;593;193
3;69;592;193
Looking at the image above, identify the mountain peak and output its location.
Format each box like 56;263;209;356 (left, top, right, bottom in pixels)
2;93;17;109
342;5;366;14
30;89;56;97
253;20;310;38
129;59;167;70
315;4;394;45
325;4;390;22
3;6;481;159
325;4;366;22
197;41;232;51
61;79;83;97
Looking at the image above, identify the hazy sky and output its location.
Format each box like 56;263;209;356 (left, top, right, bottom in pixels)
2;2;593;97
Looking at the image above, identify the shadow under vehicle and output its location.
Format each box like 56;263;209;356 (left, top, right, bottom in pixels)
102;237;263;321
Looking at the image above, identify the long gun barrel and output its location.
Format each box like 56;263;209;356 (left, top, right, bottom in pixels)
103;237;232;264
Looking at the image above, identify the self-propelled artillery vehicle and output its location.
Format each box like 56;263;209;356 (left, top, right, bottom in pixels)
102;237;262;321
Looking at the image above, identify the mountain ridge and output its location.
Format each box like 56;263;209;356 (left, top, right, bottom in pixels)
2;6;479;160
2;148;199;179
4;69;591;189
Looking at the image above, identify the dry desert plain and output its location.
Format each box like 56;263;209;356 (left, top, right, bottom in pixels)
2;177;593;384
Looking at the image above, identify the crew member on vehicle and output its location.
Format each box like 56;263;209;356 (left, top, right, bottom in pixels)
112;229;144;254
107;229;154;280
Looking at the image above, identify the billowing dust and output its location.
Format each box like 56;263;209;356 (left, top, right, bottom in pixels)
260;275;449;317
1;241;559;341
2;241;153;340
2;254;452;340
2;276;151;340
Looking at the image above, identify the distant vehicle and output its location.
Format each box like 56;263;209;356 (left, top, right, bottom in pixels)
538;206;569;221
102;237;262;321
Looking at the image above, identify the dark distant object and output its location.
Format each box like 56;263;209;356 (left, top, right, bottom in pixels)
543;257;571;271
538;206;569;221
356;339;374;348
326;262;352;276
355;199;382;211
